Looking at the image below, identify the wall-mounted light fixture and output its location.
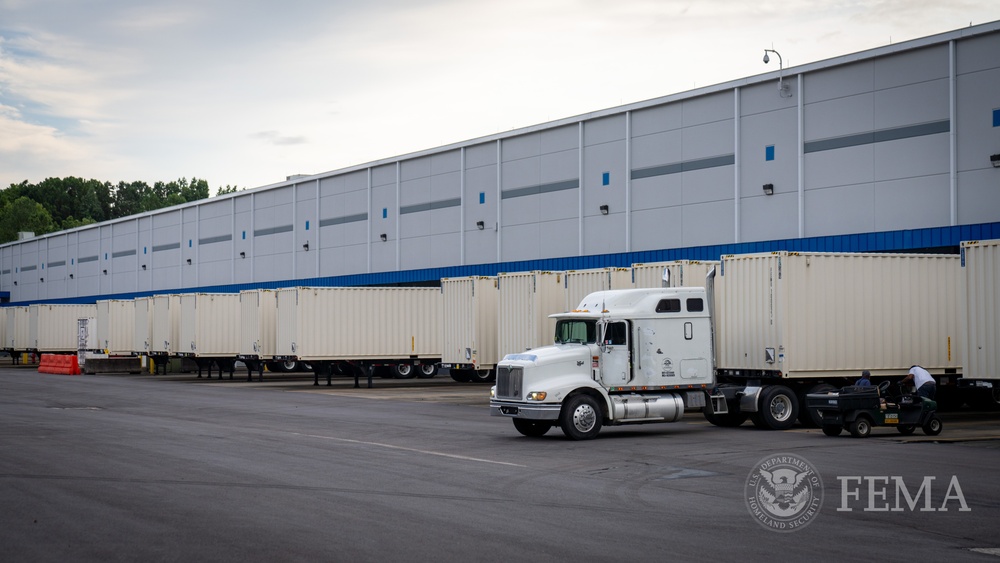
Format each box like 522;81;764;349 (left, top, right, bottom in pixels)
186;258;192;265
69;274;74;279
39;277;44;283
991;154;1000;168
240;251;246;259
141;264;147;270
380;233;387;242
102;269;108;275
763;49;792;98
303;241;310;251
599;204;609;215
13;281;16;286
476;221;485;230
763;183;774;195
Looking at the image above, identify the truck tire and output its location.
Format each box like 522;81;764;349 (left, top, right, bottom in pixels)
849;415;872;438
703;403;749;427
560;395;602;440
470;369;495;383
966;386;1000;411
513;419;552;437
393;363;416;379
752;386;799;430
921;415;942;436
798;384;835;427
450;369;472;382
417;364;438;378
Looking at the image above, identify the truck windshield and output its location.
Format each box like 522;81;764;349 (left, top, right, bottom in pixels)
554;319;597;344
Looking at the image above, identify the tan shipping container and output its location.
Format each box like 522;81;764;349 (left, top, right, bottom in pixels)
133;297;152;353
178;293;241;357
34;304;98;352
239;289;278;359
5;306;31;350
0;306;5;351
631;260;718;289
275;287;441;361
440;276;499;370
97;300;135;355
961;240;999;381
717;252;961;378
564;267;632;310
150;294;181;355
497;271;567;357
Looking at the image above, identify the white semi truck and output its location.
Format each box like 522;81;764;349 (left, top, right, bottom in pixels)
490;271;717;440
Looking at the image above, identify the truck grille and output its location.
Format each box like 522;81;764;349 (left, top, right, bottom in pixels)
495;366;523;400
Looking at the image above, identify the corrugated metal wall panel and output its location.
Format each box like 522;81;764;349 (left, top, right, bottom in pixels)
962;239;1000;381
96;299;135;355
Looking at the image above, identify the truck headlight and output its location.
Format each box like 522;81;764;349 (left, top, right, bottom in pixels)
527;391;547;401
490;386;496;398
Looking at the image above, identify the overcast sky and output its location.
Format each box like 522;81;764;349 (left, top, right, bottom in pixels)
1;1;997;195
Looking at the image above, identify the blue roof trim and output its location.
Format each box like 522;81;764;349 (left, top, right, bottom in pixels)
5;221;996;306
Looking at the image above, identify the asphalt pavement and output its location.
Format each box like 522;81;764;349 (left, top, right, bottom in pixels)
2;364;999;562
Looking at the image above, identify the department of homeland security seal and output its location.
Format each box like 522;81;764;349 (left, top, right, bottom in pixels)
745;453;823;532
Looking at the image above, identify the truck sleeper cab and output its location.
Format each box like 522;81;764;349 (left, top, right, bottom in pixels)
490;286;715;440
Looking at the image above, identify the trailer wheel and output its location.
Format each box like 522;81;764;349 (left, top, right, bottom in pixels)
754;386;799;430
896;425;916;435
512;419;552;437
849;415;872;438
560;395;602;440
966;386;1000;411
703;402;749;427
921;415;942;436
417;364;438;378
450;369;472;382
394;363;416;379
822;425;843;437
470;369;495;383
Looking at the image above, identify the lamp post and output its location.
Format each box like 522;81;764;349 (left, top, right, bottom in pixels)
763;49;791;97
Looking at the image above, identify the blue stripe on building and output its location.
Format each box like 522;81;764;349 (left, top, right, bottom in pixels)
7;221;998;306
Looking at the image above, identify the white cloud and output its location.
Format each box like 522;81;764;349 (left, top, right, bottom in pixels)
0;0;998;191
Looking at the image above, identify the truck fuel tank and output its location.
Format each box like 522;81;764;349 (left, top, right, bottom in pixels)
611;393;684;422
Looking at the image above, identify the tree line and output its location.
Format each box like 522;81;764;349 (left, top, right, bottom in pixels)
0;178;241;244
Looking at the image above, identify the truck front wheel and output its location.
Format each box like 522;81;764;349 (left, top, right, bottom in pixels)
513;419;552;437
751;386;799;430
560;395;602;440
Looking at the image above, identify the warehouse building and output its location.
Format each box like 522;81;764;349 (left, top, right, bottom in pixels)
2;21;999;305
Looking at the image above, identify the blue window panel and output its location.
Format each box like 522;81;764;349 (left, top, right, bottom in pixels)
104;253;108;260
71;259;74;265
143;247;147;254
994;108;1000;127
479;192;485;204
305;220;310;231
41;263;44;270
189;240;192;248
602;172;610;186
765;145;775;161
242;231;246;240
382;208;387;219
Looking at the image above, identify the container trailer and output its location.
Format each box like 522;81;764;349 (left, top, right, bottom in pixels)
960;239;1000;409
275;286;441;385
440;276;500;383
177;293;241;378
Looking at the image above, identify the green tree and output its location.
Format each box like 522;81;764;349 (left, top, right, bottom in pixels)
0;196;57;243
215;184;241;196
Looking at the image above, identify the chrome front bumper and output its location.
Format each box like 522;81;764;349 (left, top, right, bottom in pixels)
489;400;561;420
